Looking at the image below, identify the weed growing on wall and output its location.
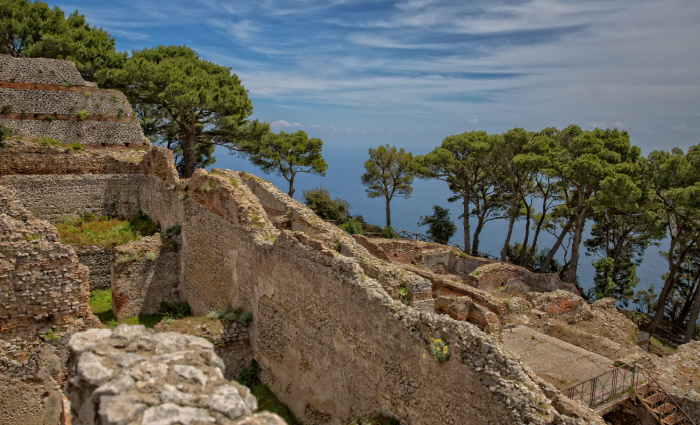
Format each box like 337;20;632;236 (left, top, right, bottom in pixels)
41;328;61;341
76;110;88;120
0;123;10;147
429;337;450;362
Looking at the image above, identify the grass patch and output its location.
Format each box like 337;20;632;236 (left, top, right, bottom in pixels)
88;289;167;328
250;384;302;425
57;212;158;248
238;361;301;425
649;336;677;356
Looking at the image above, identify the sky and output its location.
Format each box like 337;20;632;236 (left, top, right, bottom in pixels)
47;0;700;155
42;0;699;291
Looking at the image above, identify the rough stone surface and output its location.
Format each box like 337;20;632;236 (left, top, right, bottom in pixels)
0;185;99;343
0;139;148;178
649;341;700;423
111;235;181;320
0;55;146;146
66;325;286;425
0;55;85;85
2;142;607;424
75;245;114;290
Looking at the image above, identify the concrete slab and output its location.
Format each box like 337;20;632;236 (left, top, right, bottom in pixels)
502;325;615;390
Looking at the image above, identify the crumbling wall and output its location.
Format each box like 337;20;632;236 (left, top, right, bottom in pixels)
111;235;181;320
2;143;605;424
649;341;700;422
0;172;146;223
0;185;99;343
127;161;603;425
75;246;113;290
65;325;286;425
0;139;148;177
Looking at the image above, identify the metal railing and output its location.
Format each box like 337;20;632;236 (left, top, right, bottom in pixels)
563;362;637;409
635;367;696;425
563;362;696;425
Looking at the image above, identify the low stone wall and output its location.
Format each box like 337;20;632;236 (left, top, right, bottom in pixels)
420;249;494;278
0;55;85;86
0;186;99;343
111;235;181;320
0;172;145;223
65;325;286;425
1;118;145;146
75;246;113;291
0;87;132;116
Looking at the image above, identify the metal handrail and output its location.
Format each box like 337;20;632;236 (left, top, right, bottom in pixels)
562;362;696;425
563;362;637;409
635;367;696;425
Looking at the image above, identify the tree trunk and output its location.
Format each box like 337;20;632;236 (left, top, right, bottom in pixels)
684;284;700;343
647;253;688;334
501;214;516;261
462;197;471;254
385;197;391;228
519;202;532;266
472;219;486;256
565;207;590;283
182;131;197;178
288;174;295;198
674;282;698;328
539;218;574;273
526;209;548;266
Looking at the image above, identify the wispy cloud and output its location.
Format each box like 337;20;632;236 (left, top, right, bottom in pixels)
48;0;700;152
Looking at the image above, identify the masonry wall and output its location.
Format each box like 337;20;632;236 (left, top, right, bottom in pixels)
0;55;146;146
0;173;145;223
1;147;603;425
0;186;99;344
128;164;602;425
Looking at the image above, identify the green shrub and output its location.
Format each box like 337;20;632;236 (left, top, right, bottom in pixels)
37;137;61;147
164;225;181;237
302;187;350;222
339;217;363;235
238;311;253;325
160;302;191;319
382;226;398;239
0;123;10;146
145;252;157;261
1;105;12;114
66;142;83;152
76;110;88;120
128;211;159;236
238;360;261;387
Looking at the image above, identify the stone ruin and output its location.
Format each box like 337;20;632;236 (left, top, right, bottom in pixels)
1;55;697;425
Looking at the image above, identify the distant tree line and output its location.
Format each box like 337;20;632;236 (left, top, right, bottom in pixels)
357;129;700;342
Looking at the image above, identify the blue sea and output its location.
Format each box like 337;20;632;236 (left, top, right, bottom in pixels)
211;145;668;299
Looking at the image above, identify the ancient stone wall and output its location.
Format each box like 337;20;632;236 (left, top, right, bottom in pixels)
0;186;99;344
1;144;604;424
0;55;146;146
0;139;148;176
125;161;602;425
75;246;113;291
0;172;145;223
65;325;286;425
0;55;85;85
111;235;181;320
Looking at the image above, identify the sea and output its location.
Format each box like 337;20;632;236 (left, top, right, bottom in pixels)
211;145;668;301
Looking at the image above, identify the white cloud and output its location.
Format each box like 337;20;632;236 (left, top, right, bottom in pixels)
672;124;693;134
469;118;479;124
270;120;305;131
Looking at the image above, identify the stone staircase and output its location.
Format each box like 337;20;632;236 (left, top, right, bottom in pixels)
563;362;696;425
636;376;692;425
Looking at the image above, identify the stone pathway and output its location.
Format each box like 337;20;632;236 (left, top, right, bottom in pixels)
502;325;615;390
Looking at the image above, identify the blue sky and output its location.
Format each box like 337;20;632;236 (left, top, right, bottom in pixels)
48;0;700;155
